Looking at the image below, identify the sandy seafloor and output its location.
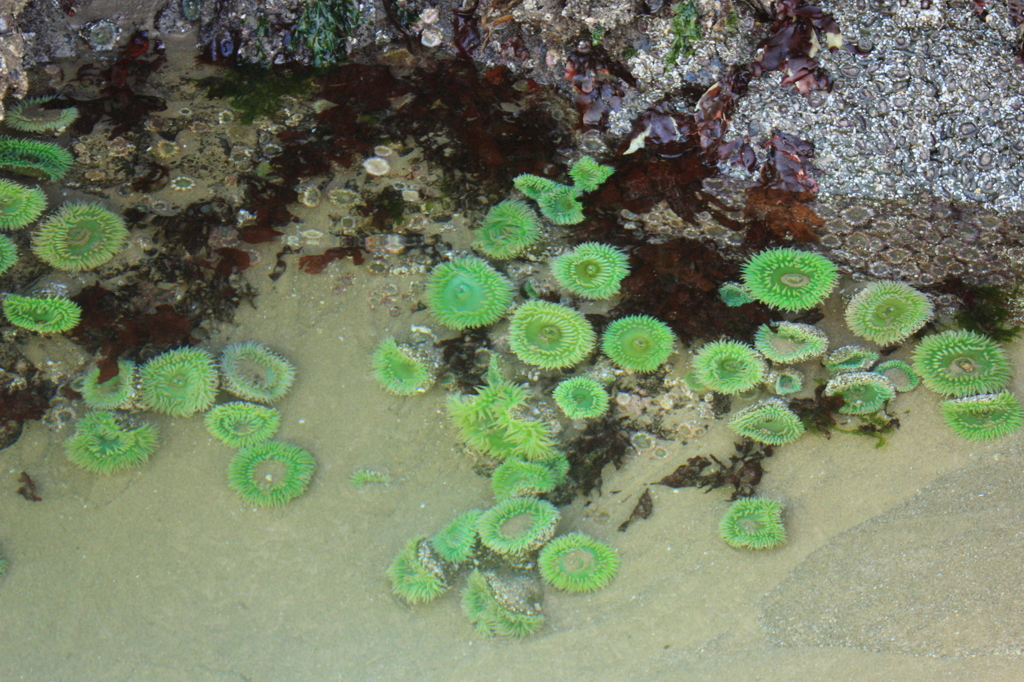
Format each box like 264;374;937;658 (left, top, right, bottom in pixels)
3;35;1024;682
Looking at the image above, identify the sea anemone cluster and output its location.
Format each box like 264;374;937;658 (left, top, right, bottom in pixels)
512;155;614;225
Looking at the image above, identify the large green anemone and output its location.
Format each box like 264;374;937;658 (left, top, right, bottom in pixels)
140;347;218;417
552;376;609;419
370;337;433;395
568;156;615;192
5;96;80;133
601;314;677;372
228;440;316;507
219;341;297;404
205;401;281;448
538;532;620;593
491;459;561;500
0;234;16;275
728;398;805;445
940;392;1024;442
742;248;838;311
473;199;542;259
874;359;920;392
753;321;828;364
430;509;483;564
462;569;545;638
537;184;585;225
845;280;933;345
425;256;514;330
720;498;787;550
912;330;1011;397
551;242;630;300
3;294;81;334
691;340;767;394
80;360;136;409
65;410;159;474
508;300;595;370
477;497;560;556
822;345;879;374
0;178;47;230
0;136;74;180
387;536;450;605
823;371;897;415
31;202;128;272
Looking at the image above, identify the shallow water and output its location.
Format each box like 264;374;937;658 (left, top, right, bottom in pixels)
2;33;1024;682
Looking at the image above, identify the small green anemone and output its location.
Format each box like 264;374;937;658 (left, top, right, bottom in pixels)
601;314;677;372
753;321;828;364
387;536;450;605
912;329;1011;397
568;156;615;192
461;569;545;638
447;377;558;461
205;401;281;448
477;497;560;556
552;376;609;419
3;294;81;334
228;440;316;507
0;234;16;275
513;173;561;201
551;242;630;300
728;398;805;445
940;392;1024;442
5;96;80;133
823;371;897;415
219;341;296;404
0;136;74;180
822;345;879;374
473;199;542;259
491;459;561;500
80;360;136;409
720;498;787;550
742;247;838;311
370;337;433;395
0;178;47;230
691;340;766;394
31;202;128;272
537;185;585;225
719;281;754;307
140;347;218;417
845;280;933;345
765;368;804;395
65;410;159;474
874;359;920;392
430;509;483;564
508;300;595;370
538;532;620;593
425;256;514;330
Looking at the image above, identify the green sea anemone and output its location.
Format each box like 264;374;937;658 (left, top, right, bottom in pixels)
537;185;585;225
370;337;433;395
425;256;514;330
552;376;609;419
720;497;786;550
513;173;561;201
0;178;47;230
462;569;545;638
0;136;74;180
568;156;615;192
766;368;803;395
205;401;281;448
601;315;677;373
228;440;316;507
822;345;879;374
538;532;620;593
719;281;754;307
477;496;560;556
80;360;136;409
350;469;390;488
874;359;920;392
491;459;561;500
753;321;828;365
845;280;933;345
31;202;128;272
447;376;558;461
691;340;767;394
940;392;1024;442
728;398;805;445
912;330;1011;397
2;294;81;334
430;509;483;564
0;235;16;275
508;300;595;370
65;410;159;474
473;199;542;259
219;341;297;404
742;247;838;311
550;242;630;300
823;371;897;415
387;535;450;605
5;96;80;133
140;347;218;417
